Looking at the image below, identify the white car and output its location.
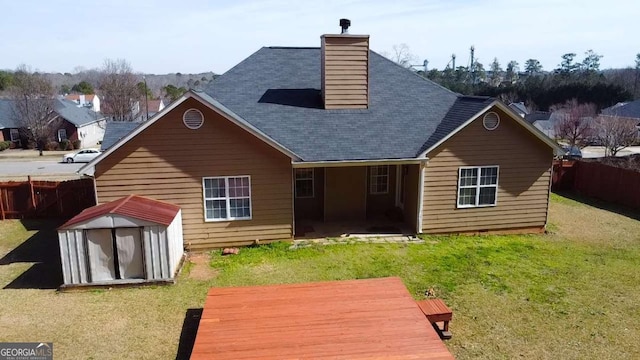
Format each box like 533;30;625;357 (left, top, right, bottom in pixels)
62;149;102;163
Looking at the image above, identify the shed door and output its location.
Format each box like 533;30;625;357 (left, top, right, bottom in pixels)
86;229;116;282
115;228;145;279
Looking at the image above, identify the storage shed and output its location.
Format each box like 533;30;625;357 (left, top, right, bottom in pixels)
57;195;184;287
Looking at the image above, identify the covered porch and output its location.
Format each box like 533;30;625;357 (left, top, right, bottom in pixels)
293;163;422;238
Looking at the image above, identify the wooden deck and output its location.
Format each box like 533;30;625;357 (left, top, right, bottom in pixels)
190;277;455;359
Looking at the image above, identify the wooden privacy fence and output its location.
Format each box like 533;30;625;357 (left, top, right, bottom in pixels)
552;160;640;210
0;177;96;220
574;161;640;210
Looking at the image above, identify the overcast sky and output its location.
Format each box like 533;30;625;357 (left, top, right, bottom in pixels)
1;0;638;74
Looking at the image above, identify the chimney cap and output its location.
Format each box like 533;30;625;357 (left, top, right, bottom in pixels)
339;18;351;33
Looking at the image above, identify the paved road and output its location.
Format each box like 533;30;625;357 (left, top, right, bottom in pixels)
0;160;83;180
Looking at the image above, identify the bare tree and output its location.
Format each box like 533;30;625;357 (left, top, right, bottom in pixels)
382;43;417;68
551;99;597;148
593;115;638;156
99;59;140;121
9;65;57;155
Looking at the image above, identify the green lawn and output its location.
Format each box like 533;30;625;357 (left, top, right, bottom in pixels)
1;193;639;359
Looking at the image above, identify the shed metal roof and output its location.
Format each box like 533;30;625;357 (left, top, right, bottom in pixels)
59;195;180;229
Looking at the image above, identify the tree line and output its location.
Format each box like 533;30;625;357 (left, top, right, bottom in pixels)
419;50;639;111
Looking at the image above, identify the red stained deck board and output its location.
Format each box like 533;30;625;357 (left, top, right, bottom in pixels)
190;277;455;359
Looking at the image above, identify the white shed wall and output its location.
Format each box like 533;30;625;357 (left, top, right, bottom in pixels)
143;226;171;279
166;209;184;275
58;229;89;285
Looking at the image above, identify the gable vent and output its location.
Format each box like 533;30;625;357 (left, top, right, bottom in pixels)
183;109;204;129
482;112;500;130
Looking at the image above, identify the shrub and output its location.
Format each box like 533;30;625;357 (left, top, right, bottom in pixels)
59;139;73;151
72;139;81;149
45;142;59;151
0;141;11;151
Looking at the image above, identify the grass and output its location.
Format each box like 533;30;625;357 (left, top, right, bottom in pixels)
1;193;639;359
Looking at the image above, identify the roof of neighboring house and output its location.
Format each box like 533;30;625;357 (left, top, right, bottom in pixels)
55;99;105;127
0;99;19;129
602;99;640;119
508;102;529;115
101;121;143;150
524;111;551;124
205;47;468;161
59;194;180;229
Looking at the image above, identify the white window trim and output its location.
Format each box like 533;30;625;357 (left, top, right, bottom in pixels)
295;168;314;198
369;165;389;195
202;175;252;222
58;128;67;142
456;166;499;208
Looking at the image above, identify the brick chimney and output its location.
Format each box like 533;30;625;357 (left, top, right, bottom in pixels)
321;19;370;109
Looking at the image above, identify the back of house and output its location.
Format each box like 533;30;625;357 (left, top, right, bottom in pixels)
80;20;561;250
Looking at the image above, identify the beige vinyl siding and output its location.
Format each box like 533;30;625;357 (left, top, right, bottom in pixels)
321;35;369;109
422;107;553;233
324;167;367;221
95;98;293;250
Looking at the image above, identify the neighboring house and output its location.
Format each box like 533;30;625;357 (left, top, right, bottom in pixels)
80;24;562;250
101;100;141;121
134;99;166;121
601;100;640;135
0;99;21;146
65;94;101;112
525;111;554;138
509;102;529;118
53;99;107;148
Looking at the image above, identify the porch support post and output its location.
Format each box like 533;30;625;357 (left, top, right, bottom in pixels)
416;161;426;234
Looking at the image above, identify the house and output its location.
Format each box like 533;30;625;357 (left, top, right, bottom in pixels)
80;22;562;250
525;111;554;138
64;94;101;112
0;99;106;149
133;99;166;121
601;100;640;135
53;99;107;148
0;99;21;146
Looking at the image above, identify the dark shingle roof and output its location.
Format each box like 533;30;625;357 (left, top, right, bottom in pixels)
602;100;640;119
55;99;105;126
205;47;491;161
0;99;19;129
101;121;143;150
525;111;551;124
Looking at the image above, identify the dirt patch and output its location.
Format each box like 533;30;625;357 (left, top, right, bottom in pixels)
187;253;218;281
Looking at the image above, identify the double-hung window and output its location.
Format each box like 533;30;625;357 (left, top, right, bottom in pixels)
457;166;499;208
295;169;314;198
369;165;389;194
203;176;251;221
